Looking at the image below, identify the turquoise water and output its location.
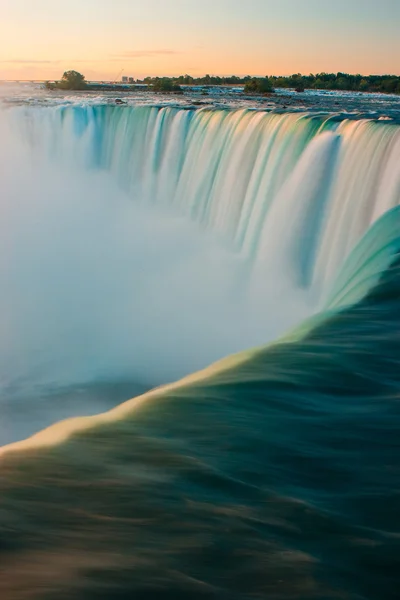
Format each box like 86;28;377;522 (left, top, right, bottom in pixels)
0;105;400;598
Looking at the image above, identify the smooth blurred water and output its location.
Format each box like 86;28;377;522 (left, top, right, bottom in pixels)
1;229;400;599
0;97;400;599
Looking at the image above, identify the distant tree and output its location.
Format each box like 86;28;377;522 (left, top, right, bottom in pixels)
58;70;87;90
244;77;274;94
314;78;326;89
244;78;258;93
381;78;398;94
152;78;182;93
259;77;274;93
274;77;287;88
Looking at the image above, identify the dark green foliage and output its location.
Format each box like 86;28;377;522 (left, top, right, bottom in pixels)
151;78;183;93
136;72;400;94
268;72;400;94
244;77;274;94
55;70;88;90
47;70;400;95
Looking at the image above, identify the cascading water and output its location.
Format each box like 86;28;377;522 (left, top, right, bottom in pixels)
0;105;400;442
2;98;400;600
17;107;400;260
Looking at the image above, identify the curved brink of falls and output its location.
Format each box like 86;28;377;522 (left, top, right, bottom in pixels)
1;205;400;599
2;202;400;458
1;106;400;599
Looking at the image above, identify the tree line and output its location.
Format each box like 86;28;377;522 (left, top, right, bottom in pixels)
45;71;183;93
142;73;400;94
47;71;400;95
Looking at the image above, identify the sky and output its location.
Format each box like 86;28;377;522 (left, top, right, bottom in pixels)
1;0;399;80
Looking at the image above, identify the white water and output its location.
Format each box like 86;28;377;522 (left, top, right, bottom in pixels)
1;106;399;404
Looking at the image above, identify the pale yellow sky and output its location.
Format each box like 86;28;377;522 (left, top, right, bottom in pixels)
1;0;399;80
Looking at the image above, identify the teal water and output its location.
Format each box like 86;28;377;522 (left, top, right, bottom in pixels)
1;220;400;598
0;106;400;599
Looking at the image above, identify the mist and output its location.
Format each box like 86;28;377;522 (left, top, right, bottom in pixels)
0;110;313;398
1;104;398;443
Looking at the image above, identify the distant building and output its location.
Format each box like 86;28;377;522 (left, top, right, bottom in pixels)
122;76;128;83
128;77;134;84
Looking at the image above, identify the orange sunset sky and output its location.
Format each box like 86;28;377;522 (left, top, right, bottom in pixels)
1;0;399;81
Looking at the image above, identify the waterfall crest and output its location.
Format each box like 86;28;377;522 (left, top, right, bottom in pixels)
1;106;399;392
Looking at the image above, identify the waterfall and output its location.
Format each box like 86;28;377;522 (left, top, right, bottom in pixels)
1;106;400;394
17;106;400;254
2;103;400;600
